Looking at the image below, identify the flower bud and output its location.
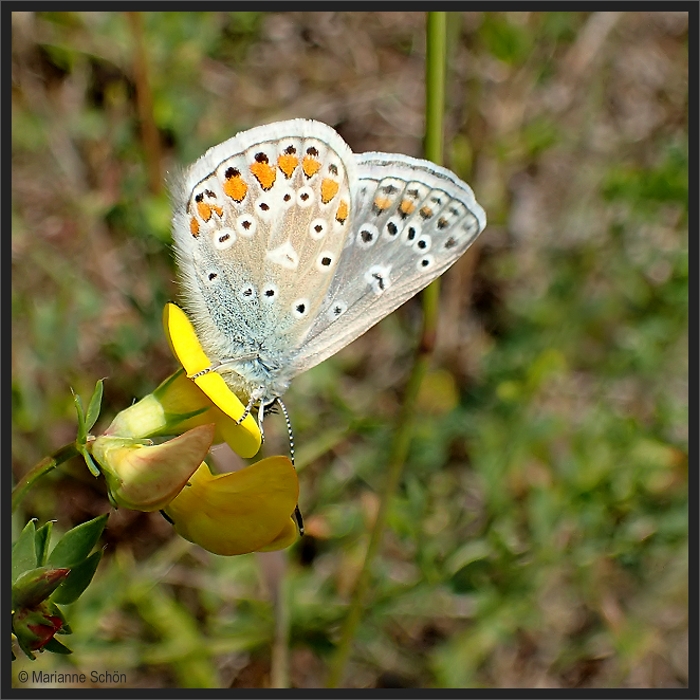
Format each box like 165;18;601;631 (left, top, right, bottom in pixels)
12;567;70;609
91;424;215;511
13;602;65;656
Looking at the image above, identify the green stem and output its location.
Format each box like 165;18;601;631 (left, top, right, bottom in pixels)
326;11;447;688
425;11;447;167
126;11;162;195
270;553;290;688
12;443;80;514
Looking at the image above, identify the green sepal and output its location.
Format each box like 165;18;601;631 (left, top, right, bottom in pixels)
15;634;36;660
47;514;108;569
85;378;105;433
43;637;73;654
73;389;87;443
44;637;73;654
12;520;38;583
47;602;71;634
78;444;101;477
52;550;102;605
35;521;54;567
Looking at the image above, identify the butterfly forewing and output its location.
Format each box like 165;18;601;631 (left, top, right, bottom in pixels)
172;120;357;397
290;152;487;375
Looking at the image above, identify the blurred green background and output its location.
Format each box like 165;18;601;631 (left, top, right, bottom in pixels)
11;11;688;689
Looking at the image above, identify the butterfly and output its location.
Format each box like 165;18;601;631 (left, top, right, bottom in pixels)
170;119;486;423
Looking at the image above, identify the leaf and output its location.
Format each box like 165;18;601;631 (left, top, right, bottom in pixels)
47;514;108;569
12;520;38;583
85;378;105;433
35;521;54;567
52;550;102;605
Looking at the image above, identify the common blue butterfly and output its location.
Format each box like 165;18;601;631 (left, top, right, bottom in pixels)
171;119;486;421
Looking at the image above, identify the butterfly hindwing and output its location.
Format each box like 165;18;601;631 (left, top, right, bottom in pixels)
291;152;487;375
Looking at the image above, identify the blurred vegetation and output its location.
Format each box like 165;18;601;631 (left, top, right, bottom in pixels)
11;10;688;689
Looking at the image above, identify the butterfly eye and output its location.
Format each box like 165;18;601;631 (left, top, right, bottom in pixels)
204;268;220;284
236;214;257;238
365;264;391;295
297;186;315;208
213;227;236;250
403;223;421;245
309;218;328;240
356;223;379;249
384;216;402;239
261;283;279;304
238;284;257;300
316;251;335;272
417;255;435;271
280;186;295;209
413;234;432;253
256;199;273;220
291;299;310;319
327;300;348;320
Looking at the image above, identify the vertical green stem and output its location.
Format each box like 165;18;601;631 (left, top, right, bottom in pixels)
126;11;163;195
325;12;448;688
270;553;290;688
425;11;447;166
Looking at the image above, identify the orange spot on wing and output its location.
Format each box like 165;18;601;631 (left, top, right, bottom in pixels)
400;199;416;215
277;154;299;179
189;217;200;237
224;174;248;202
250;161;276;190
212;205;224;217
373;196;391;211
197;201;212;221
420;206;433;219
302;156;321;178
335;200;349;224
320;178;340;204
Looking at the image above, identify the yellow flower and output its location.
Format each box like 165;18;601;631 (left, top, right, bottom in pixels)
162;302;262;458
164;456;300;555
102;304;261;458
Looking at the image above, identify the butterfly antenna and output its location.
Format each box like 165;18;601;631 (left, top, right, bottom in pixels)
276;397;304;536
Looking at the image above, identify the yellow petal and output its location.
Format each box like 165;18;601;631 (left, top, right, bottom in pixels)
257;517;299;551
164;456;299;556
163;303;261;457
163;302;210;375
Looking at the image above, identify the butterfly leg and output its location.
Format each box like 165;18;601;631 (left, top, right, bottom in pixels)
234;393;257;427
189;353;258;380
256;401;266;444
